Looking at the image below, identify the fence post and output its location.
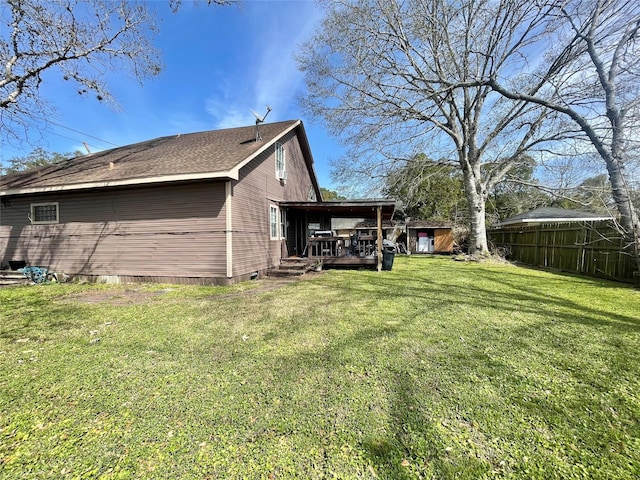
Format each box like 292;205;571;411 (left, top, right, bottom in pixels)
579;223;588;275
619;228;625;280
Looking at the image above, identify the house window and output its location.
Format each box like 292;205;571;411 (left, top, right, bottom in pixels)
30;202;59;224
275;142;286;180
270;205;279;240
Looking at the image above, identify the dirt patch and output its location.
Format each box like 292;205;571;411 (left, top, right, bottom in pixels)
65;289;174;306
63;273;324;306
216;272;324;300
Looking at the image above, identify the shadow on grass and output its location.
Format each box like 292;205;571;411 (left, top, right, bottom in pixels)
362;369;445;479
355;266;640;332
361;368;494;478
248;259;639;476
0;294;91;342
244;311;507;477
2;258;636;478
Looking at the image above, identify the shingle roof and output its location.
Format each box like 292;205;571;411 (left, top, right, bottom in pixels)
498;207;613;226
1;120;305;194
406;220;453;229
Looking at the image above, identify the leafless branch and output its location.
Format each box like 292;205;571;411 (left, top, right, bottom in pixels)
0;0;162;139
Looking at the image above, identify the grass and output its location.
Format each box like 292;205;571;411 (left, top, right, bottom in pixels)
0;256;638;479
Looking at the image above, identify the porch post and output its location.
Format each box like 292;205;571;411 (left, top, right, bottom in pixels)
377;205;383;272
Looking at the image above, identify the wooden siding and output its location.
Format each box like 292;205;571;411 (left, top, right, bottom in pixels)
434;229;454;253
232;131;316;276
0;183;227;278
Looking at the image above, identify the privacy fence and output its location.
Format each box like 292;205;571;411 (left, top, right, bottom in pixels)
488;221;639;284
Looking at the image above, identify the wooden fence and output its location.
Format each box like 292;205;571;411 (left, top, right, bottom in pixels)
488;221;639;283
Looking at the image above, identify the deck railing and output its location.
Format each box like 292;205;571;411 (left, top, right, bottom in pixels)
308;237;343;258
307;235;377;259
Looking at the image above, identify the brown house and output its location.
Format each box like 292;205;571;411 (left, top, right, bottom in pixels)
0;120;397;284
0;120;326;284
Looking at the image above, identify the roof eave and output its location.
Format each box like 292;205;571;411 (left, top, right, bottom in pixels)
292;120;322;201
0;169;238;196
228;120;302;178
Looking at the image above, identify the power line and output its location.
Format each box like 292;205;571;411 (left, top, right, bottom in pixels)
45;120;121;148
0;118;122;162
38;129;104;153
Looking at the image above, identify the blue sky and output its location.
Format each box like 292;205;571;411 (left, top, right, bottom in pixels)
0;0;342;189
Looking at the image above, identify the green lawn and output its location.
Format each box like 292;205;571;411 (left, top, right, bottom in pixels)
0;256;638;479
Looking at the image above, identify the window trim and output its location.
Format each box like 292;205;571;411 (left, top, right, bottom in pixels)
30;202;59;224
269;204;279;240
275;141;286;179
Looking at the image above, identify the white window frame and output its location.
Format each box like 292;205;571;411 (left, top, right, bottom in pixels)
269;205;279;240
30;202;59;224
275;142;286;179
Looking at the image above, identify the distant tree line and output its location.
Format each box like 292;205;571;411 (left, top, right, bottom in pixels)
382;152;636;249
1;148;79;175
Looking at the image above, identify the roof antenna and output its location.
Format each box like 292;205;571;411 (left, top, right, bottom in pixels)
82;142;91;154
251;105;272;141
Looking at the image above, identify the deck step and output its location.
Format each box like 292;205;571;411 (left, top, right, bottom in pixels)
0;270;25;279
0;280;29;286
268;268;307;277
280;257;310;264
0;270;28;287
267;258;313;277
280;258;312;269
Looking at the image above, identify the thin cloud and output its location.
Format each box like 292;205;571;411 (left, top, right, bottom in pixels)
254;3;323;112
205;2;323;128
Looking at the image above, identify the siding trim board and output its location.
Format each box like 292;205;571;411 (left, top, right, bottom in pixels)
225;180;233;278
75;274;246;286
1;171;237;197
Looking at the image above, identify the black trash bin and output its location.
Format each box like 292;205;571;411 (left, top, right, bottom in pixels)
382;247;395;271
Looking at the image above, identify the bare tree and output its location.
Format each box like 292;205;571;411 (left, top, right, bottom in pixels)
0;0;162;138
488;0;640;269
169;0;239;13
169;0;240;13
299;0;563;255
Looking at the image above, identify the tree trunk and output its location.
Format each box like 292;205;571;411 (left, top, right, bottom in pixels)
603;153;640;272
461;162;490;255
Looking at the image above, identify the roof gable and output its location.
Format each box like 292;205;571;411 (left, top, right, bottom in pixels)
1;120;317;195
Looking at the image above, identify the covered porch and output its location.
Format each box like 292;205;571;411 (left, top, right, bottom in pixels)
280;199;397;271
